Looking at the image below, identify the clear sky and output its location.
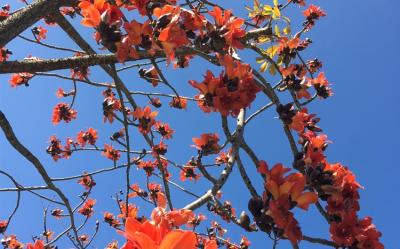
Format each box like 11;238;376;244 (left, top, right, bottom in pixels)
0;0;399;248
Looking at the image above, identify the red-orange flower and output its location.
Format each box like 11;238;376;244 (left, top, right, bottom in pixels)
303;5;326;29
0;220;8;234
104;212;121;228
155;5;190;61
155;122;174;139
152;141;168;157
180;164;200;181
102;144;121;161
133;106;158;134
309;72;332;98
148;183;167;208
9;73;33;87
119;207;197;249
77;172;96;190
169;97;187;109
190;55;260;116
77;128;98;147
52;103;77;125
26;240;44;249
209;6;245;49
32;26;47;42
192;133;220;156
78;198;96;217
78;0;111;27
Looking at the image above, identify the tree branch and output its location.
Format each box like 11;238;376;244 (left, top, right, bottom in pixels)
0;0;77;47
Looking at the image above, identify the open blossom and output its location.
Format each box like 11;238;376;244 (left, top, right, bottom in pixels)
77;173;96;190
152;141;168;157
78;199;96;217
155;122;174;139
192;133;220;156
132;106;158;134
309;72;332;98
303;5;326;29
26;240;44;249
77;128;98;147
190;55;260;116
209;6;246;49
9;73;33;87
102;144;121;161
119;207;197;249
180;158;200;181
52;103;77;124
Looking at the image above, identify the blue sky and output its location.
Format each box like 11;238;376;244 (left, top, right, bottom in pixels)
0;0;399;248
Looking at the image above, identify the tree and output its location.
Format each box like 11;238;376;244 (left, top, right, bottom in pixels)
0;0;384;249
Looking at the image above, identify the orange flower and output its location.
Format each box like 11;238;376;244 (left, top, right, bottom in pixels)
180;165;200;181
78;198;96;217
132;106;158;134
9;73;33;87
209;6;245;49
120;208;197;249
309;72;332;98
118;202;139;218
77;172;96;190
104;212;121;228
32;26;47;42
26;240;44;249
152;141;168;157
102;89;122;123
169;97;187;109
78;0;106;27
52;103;77;125
190;55;259;116
148;183;167;208
303;5;326;29
0;220;8;234
192;133;220;156
77;128;98;147
155;122;174;139
102;144;121;161
155;6;190;61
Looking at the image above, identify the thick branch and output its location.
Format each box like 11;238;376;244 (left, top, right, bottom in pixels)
0;110;83;248
0;0;77;47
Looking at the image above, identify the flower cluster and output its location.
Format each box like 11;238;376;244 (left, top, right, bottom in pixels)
250;162;318;245
190;55;260;116
282;99;384;248
52;103;77;125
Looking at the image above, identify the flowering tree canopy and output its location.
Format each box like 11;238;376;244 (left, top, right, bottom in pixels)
0;1;385;249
